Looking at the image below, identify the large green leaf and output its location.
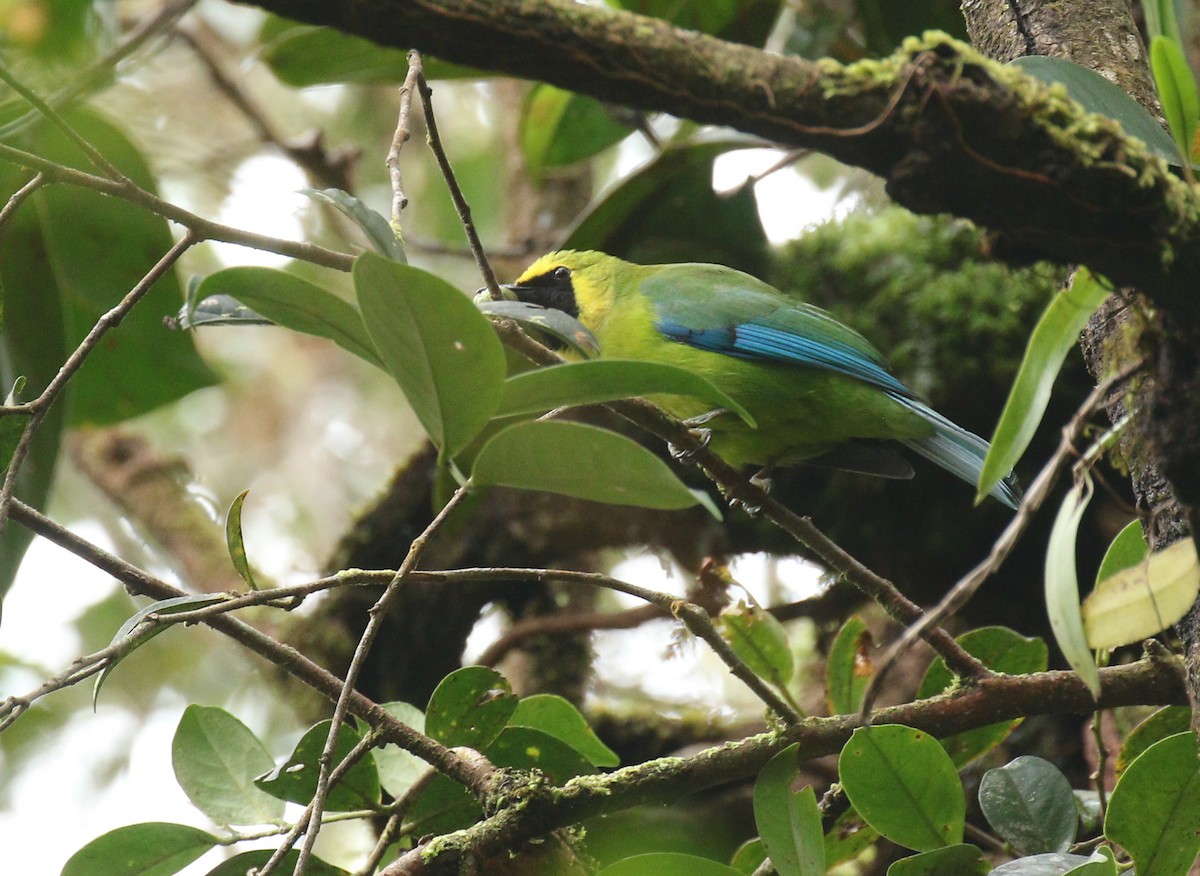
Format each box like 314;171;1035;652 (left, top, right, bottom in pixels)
370;701;429;798
825;616;872;716
978;756;1077;854
171;705;283;827
1082;536;1200;649
486;726;597;784
977;268;1110;502
754;744;824;876
424;666;517;750
61;823;217;876
1115;706;1190;778
917;626;1047;765
254;720;381;812
471;420;719;516
1106;732;1200;876
886;845;989;876
565;141;770;276
1045;476;1100;698
839;725;965;852
509;694;619;767
496;359;754;425
522;85;634;179
1011;56;1185;165
598;853;744;876
1150;36;1199;163
258;16;482;85
196;267;383;369
612;0;784;46
25;109;218;424
719;600;795;694
205;850;348;876
1095;519;1147;583
354;253;506;458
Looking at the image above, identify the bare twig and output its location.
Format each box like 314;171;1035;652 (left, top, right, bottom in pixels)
293;482;484;876
387;56;423;227
478;605;664;667
0;142;353;270
412;53;502;298
0;171;46;231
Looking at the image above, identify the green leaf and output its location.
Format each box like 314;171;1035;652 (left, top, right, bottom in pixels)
729;839;767;875
354;253;506;458
565;141;769;276
1082;536;1200;649
719;601;794;692
521;84;633;179
424;666;517;749
753;744;824;876
825;616;873;716
1140;0;1181;43
471;420;720;518
61;823;217;876
612;0;784;45
497;360;755;426
1045;476;1100;699
172;294;272;328
1095;519;1147;583
204;850;349;876
1150;36;1200;163
475;299;601;358
886;845;989;875
371;701;430;798
510;694;619;767
917;626;1048;765
258;17;483;85
94;594;229;707
991;853;1092;873
1011;56;1185;165
977;268;1110;502
839;724;965;852
196;267;383;369
405;771;482;836
1116;705;1190;778
224;490;259;591
300;188;405;262
1062;845;1118;876
978;757;1077;854
171;705;283;826
26;109;219;424
824;807;879;868
1105;732;1200;876
254;720;381;811
597;853;744;876
485;726;597;784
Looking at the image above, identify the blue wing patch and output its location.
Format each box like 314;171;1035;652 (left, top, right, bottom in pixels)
657;318;912;398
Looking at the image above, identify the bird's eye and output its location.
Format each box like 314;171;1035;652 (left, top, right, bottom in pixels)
552;266;571;282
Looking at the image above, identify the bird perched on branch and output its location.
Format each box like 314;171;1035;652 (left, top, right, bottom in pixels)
502;250;1021;508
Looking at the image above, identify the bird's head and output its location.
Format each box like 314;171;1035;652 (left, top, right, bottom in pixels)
501;250;624;330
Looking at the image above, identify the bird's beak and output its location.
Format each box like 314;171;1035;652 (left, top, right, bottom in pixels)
473;283;523;304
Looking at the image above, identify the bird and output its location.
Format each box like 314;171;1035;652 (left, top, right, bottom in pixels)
501;250;1021;509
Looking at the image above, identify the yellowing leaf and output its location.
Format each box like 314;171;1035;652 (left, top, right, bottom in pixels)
1083;537;1200;649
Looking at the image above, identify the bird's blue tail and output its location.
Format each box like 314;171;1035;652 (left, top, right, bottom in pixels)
890;394;1022;509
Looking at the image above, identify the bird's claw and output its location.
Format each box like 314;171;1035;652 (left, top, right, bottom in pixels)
669;426;712;463
683;408;729;428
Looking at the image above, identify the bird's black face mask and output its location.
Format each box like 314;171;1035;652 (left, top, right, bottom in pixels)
495;265;579;319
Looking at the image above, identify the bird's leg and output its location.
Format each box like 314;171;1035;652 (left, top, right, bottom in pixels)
668;408;726;463
749;465;775;494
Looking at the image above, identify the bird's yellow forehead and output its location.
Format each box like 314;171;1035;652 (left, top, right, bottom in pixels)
516;249;608;284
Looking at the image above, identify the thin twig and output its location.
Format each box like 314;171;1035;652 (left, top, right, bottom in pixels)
387;56;423;227
0;171;46;231
6;498;492;793
0;232;198;539
0;142;354;270
413;53;502;298
293;483;484;876
858;374;1126;721
0;65;125;180
0;0;201;142
478;605;664;666
256;731;384;876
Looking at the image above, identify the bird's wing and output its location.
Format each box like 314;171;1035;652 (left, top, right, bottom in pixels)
641;264;913;398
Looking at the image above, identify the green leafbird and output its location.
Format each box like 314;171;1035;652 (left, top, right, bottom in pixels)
502;250;1021;508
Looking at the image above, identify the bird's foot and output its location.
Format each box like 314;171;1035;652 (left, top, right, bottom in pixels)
683;408;729;428
668;426;712;463
749;466;774;494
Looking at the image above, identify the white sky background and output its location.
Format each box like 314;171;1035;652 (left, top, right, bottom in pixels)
0;58;853;871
